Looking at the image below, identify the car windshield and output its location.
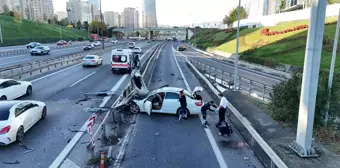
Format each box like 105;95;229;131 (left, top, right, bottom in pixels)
84;56;95;59
112;55;127;63
35;46;44;49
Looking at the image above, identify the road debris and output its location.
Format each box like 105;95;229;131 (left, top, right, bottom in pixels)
76;96;91;104
1;160;20;164
68;128;86;133
155;132;160;136
19;143;34;154
244;157;250;160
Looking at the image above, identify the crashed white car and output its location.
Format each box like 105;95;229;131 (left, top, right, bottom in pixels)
115;72;203;116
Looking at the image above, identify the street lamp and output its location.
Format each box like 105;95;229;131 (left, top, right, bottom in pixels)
99;0;104;50
66;8;71;25
234;0;242;91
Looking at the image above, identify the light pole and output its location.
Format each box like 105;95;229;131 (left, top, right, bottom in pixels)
324;9;340;127
234;0;241;91
99;0;104;50
66;8;71;26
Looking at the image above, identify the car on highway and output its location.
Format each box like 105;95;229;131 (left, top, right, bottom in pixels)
26;42;41;49
177;45;186;51
119;84;203;116
111;49;134;74
128;42;135;49
82;55;103;67
56;40;68;45
132;47;142;54
112;39;118;43
92;41;101;46
0;79;33;100
30;46;50;55
0;100;47;145
147;40;152;43
83;44;94;51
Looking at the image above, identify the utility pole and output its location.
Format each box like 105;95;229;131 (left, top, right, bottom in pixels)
324;9;340;127
289;0;327;158
59;24;62;39
0;24;3;44
99;0;104;50
234;0;241;91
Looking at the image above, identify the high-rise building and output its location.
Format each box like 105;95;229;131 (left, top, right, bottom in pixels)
142;0;158;28
104;11;115;27
120;12;124;27
56;11;67;21
113;12;120;27
134;10;140;28
23;0;54;21
123;7;139;29
88;0;100;21
66;0;92;24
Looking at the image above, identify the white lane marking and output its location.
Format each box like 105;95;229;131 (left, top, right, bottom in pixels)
171;46;229;168
140;42;159;59
0;58;31;66
59;158;81;168
69;71;96;87
30;63;81;83
49;74;129;168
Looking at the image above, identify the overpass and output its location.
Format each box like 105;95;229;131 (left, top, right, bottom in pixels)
112;27;194;40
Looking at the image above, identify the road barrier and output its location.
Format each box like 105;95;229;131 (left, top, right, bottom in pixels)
0;42;89;57
189;59;273;101
186;57;288;168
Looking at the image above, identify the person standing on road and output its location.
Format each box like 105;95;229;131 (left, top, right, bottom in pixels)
216;93;228;127
134;54;140;69
201;101;217;128
177;90;188;122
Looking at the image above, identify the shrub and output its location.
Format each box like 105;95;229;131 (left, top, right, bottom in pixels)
268;71;340;127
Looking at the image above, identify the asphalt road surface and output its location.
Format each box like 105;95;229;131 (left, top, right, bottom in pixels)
120;42;263;168
0;41;129;69
179;46;281;87
0;42;158;168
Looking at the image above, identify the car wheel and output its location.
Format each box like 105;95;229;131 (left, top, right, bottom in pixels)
26;86;32;96
16;126;24;142
47;51;50;55
30;53;33;56
41;106;47;119
0;96;7;100
82;65;86;68
129;102;140;114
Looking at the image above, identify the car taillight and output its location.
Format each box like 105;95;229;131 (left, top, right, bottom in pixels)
195;102;203;106
0;125;11;134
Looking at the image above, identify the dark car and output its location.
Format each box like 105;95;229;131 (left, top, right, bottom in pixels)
30;46;50;55
177;45;186;51
57;40;68;45
83;44;94;51
26;42;41;49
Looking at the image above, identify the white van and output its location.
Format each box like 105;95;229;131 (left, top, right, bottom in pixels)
128;42;135;49
111;49;134;74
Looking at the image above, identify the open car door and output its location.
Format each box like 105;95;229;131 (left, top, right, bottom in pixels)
144;100;152;115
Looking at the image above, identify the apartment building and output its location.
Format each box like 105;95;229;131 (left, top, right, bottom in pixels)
66;0;92;24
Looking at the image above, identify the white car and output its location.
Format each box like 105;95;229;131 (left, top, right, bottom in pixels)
112;39;118;43
132;47;142;54
0;100;47;145
126;86;203;115
0;79;33;100
82;55;103;67
92;41;101;46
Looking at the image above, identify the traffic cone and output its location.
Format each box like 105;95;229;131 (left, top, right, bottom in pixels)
100;152;105;168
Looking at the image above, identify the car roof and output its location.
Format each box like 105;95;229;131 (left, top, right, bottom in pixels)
85;55;98;57
153;87;190;94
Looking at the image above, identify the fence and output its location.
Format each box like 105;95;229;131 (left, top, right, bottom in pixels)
188;58;273;101
186;58;288;168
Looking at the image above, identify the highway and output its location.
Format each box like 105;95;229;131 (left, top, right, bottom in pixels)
180;46;282;87
120;42;263;168
0;41;88;52
0;41;128;69
0;41;158;168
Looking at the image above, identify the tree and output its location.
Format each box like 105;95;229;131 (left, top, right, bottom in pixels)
83;21;89;30
48;19;52;24
226;6;248;26
222;15;229;24
76;20;82;29
279;0;286;11
13;12;22;31
60;18;69;26
89;20;108;36
9;11;14;17
328;0;340;4
25;8;30;20
53;16;58;25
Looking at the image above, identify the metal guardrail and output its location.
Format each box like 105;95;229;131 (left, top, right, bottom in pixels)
186;58;288;168
189;58;273;101
0;42;88;57
0;47;112;80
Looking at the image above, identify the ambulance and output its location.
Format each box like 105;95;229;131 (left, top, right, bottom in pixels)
111;49;134;74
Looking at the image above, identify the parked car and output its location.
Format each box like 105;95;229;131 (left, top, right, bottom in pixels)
0;100;47;145
56;40;68;45
26;42;41;49
82;55;103;67
83;44;94;51
0;79;33;100
30;46;50;55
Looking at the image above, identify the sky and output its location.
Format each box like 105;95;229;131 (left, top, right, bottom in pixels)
53;0;238;26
